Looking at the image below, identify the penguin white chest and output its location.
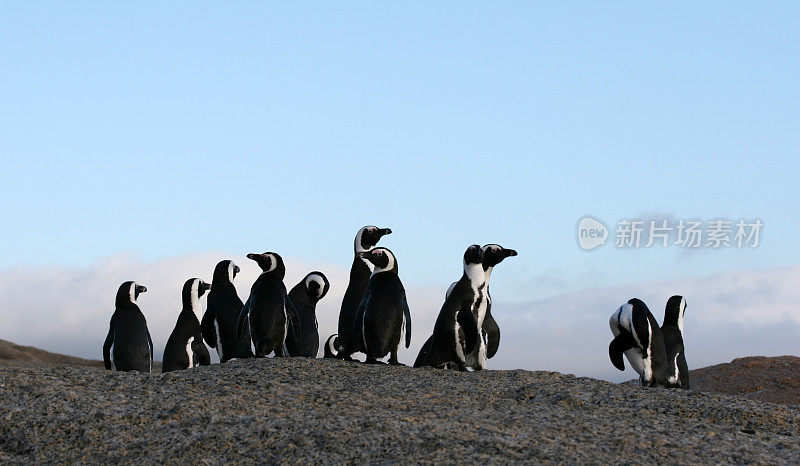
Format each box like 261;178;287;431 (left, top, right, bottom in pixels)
454;320;465;362
186;337;195;368
214;319;223;360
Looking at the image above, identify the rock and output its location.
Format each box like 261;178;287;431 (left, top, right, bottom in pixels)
0;358;799;462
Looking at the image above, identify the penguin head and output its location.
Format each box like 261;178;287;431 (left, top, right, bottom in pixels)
627;297;650;314
664;295;686;331
357;247;398;274
355;225;392;253
481;244;518;269
247;252;286;277
463;244;484;266
212;260;240;285
183;277;211;300
303;271;330;301
117;281;147;306
182;278;211;321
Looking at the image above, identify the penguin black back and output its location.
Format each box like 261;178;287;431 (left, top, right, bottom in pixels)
202;260;253;362
163;278;212;372
334;225;391;359
285;271;330;357
237;252;290;358
661;295;689;389
103;281;153;373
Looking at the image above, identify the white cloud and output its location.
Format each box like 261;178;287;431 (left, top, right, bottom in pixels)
0;253;798;382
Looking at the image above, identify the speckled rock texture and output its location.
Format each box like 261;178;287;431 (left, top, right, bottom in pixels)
690;356;800;405
1;357;798;463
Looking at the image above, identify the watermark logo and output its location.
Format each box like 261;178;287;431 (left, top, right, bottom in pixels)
578;217;763;251
577;216;609;250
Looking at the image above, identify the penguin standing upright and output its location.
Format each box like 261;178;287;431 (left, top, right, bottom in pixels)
163;278;212;373
332;225;392;360
237;252;292;357
414;245;483;370
201;260;254;363
103;281;153;373
464;244;517;370
351;247;411;364
285;271;330;357
661;295;690;389
608;298;672;387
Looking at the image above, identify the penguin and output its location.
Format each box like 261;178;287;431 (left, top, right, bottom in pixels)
237;252;293;357
413;245;483;371
163;278;212;372
331;225;392;360
323;334;339;358
464;244;518;370
102;281;153;373
661;295;690;389
608;298;672;387
284;271;331;357
201;260;254;363
351;247;411;364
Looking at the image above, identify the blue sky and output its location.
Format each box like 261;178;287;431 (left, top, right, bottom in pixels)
1;4;799;373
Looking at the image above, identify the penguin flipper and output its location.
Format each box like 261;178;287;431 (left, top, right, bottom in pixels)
193;338;211;366
483;311;501;359
284;292;301;343
200;307;217;349
352;292;370;354
103;322;114;370
457;308;479;356
236;298;251;339
609;332;635;371
677;350;690;390
402;294;412;348
413;335;433;368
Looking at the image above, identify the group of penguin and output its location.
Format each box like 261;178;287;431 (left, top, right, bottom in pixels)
102;224;691;389
102;226;517;373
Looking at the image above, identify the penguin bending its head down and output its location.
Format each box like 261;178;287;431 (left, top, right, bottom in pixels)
103;281;153;373
237;252;293;357
608;298;673;387
331;225;392;360
323;334;339;358
285;271;331;357
163;278;212;372
201;260;254;363
351;247;411;364
414;245;483;370
661;295;689;389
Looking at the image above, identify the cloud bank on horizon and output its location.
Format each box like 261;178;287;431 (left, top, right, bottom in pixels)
0;252;797;382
